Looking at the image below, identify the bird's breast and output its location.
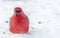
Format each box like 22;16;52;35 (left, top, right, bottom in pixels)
13;16;25;24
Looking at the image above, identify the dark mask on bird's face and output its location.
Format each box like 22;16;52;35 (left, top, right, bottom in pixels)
15;10;21;16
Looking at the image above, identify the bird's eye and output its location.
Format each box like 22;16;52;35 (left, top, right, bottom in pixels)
16;10;21;13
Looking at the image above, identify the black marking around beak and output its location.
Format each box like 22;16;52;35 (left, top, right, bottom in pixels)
15;10;21;16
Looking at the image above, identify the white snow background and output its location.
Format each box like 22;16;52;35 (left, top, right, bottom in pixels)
0;0;60;38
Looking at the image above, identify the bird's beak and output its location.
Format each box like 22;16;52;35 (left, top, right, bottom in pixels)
15;10;21;16
15;11;20;16
15;12;19;16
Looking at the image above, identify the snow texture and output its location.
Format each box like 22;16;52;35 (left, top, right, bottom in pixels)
0;0;60;38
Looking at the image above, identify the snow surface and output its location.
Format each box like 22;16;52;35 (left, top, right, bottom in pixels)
0;0;60;38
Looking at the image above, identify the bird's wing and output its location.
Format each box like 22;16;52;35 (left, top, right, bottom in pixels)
9;17;12;25
26;16;29;24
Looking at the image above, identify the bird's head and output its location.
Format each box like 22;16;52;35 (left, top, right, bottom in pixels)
14;7;22;16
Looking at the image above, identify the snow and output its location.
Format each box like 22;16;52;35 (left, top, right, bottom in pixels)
0;0;60;38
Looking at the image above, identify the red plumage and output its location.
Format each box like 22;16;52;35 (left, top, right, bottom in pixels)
9;7;29;34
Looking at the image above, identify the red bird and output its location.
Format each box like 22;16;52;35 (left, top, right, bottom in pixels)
9;7;29;34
